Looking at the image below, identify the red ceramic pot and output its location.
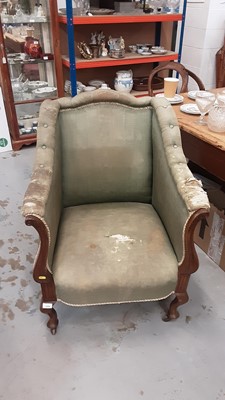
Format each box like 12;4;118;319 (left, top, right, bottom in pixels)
24;37;43;59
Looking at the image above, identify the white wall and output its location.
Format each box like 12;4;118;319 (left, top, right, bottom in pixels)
180;0;225;89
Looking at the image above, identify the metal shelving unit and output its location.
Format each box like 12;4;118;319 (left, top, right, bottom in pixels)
60;0;187;97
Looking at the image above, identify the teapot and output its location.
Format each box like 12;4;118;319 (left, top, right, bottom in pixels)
114;70;133;93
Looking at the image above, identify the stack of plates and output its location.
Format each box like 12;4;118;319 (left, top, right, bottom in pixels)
28;81;48;91
155;93;184;104
33;86;57;98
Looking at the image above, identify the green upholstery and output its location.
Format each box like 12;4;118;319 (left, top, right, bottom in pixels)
52;202;178;305
23;90;210;308
59;103;152;207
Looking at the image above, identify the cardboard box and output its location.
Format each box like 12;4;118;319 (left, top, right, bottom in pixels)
194;175;225;271
114;2;136;12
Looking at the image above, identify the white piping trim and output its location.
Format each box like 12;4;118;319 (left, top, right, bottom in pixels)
56;291;175;307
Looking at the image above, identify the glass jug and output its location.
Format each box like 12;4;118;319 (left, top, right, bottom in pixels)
207;105;225;133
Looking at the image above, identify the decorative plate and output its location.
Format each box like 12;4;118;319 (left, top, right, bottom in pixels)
90;8;115;15
180;103;200;115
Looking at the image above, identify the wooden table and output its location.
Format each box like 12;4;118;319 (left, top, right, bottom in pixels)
173;88;225;182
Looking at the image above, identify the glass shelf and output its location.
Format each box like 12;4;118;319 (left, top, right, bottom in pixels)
0;0;62;150
8;55;54;65
1;15;48;24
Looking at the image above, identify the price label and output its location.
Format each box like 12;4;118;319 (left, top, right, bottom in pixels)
43;56;48;60
42;303;53;309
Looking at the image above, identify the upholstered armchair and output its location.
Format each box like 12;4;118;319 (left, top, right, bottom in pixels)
22;90;209;334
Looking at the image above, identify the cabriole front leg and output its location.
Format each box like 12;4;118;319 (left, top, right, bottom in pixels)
164;209;209;322
40;298;58;335
25;215;58;334
165;274;190;321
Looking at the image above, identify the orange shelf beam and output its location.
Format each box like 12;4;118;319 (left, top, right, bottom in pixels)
58;13;182;25
62;53;179;69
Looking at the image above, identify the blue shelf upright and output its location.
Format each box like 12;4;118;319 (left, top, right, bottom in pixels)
66;0;77;96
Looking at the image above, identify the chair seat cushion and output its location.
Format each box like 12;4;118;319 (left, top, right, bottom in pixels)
52;202;178;305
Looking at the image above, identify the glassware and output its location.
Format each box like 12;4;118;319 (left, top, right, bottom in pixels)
195;91;216;125
208;105;225;133
72;0;90;15
217;91;225;106
166;0;180;13
143;0;155;13
153;0;165;13
144;0;165;14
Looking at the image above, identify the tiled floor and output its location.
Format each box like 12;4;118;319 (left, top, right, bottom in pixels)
0;147;225;400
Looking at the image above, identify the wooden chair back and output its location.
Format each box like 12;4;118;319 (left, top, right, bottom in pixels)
148;61;205;96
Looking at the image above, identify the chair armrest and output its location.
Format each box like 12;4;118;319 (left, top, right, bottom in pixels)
22;100;62;271
150;97;210;264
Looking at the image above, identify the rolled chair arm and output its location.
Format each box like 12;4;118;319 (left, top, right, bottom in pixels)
22;99;62;272
150;97;210;265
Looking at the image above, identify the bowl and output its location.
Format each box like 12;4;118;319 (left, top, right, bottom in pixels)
133;76;163;91
151;46;167;55
136;43;152;50
128;45;137;53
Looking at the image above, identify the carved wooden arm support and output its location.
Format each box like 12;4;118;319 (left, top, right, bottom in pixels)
25;215;57;302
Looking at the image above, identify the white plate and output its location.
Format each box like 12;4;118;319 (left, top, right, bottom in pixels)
188;90;198;100
33;86;57;97
151;49;167;55
88;79;105;88
180;103;200;115
155;93;184;104
28;80;48;90
140;51;152;56
83;86;97;92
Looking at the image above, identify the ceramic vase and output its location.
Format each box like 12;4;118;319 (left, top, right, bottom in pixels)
114;70;133;93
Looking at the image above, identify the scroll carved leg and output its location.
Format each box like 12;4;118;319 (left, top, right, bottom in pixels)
164;273;190;321
164;292;189;321
40;299;59;335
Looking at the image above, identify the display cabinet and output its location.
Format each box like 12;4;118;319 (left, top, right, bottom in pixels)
57;1;187;97
0;0;63;150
